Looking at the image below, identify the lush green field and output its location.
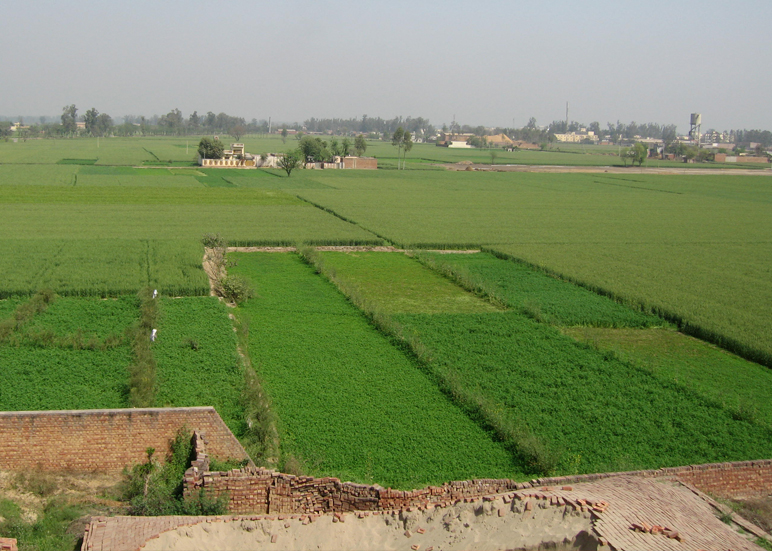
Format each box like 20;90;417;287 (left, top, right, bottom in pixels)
154;297;244;435
393;311;772;474
0;296;135;411
0;177;379;296
565;327;772;429
229;252;515;487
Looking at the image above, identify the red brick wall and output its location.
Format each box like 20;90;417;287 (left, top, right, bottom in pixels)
0;407;249;473
343;157;377;169
184;433;772;514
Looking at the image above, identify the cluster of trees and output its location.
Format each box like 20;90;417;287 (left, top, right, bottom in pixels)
296;134;367;162
619;143;648;167
303;115;435;140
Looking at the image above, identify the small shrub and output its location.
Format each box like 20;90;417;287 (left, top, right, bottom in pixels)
122;428;228;516
201;233;226;250
220;275;254;304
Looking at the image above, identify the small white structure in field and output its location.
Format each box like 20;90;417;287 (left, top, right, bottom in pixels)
152;289;158;299
151;329;157;342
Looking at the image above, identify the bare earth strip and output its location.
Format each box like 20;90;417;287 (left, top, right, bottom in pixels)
445;163;772;176
84;476;768;551
225;246;481;253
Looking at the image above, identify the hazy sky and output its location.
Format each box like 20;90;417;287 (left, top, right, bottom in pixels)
3;0;771;132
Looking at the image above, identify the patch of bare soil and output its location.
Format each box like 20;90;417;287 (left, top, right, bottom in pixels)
141;497;599;551
0;470;126;524
734;497;772;534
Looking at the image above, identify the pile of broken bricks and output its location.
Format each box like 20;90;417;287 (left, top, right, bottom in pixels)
629;522;683;542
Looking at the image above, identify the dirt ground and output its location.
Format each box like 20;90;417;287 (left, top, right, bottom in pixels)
733;497;772;534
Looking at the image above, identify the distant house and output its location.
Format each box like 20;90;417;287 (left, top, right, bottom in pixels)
199;143;258;168
305;156;378;170
436;133;474;148
554;129;599;143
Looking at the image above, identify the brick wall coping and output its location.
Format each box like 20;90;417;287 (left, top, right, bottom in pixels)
531;459;772;487
0;406;218;418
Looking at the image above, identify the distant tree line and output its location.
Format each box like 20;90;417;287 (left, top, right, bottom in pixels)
2;107;770;149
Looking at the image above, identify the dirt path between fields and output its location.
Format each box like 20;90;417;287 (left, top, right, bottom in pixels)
444;163;772;176
225;246;480;253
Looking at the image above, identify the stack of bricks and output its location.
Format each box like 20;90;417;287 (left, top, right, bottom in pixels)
0;407;250;473
534;459;772;501
0;538;17;551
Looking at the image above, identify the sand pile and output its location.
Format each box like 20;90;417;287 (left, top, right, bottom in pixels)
141;495;598;551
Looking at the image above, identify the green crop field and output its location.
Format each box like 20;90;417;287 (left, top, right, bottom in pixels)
312;251;772;475
0;296;135;411
565;327;772;430
0;135;771;488
316;251;499;314
416;252;664;327
228;252;514;488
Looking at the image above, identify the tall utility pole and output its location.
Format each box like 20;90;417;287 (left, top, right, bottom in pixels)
565;102;569;131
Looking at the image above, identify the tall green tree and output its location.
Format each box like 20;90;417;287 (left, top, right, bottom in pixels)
96;113;113;136
632;142;647;166
278;149;303;176
354;134;367;156
84;108;99;135
61;104;77;134
197;137;224;159
341;137;352;156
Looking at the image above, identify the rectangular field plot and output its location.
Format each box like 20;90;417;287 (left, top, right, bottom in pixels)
393;311;772;475
229;252;515;488
153;297;244;435
24;296;137;340
317;251;499;314
0;239;208;297
417;252;663;327
0;164;78;186
565;327;772;430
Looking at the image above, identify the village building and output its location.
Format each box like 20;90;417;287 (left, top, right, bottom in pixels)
553;129;599;143
436;133;474;148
